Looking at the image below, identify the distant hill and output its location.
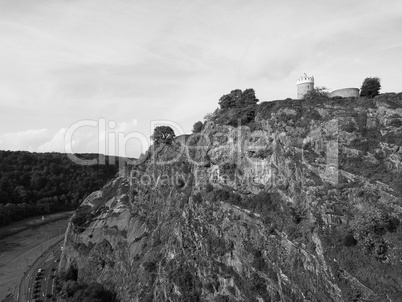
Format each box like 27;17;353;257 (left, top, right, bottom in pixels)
0;151;125;227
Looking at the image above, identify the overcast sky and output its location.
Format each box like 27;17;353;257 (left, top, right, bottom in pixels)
0;0;401;157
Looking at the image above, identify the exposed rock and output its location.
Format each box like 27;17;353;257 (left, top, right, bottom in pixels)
59;96;402;301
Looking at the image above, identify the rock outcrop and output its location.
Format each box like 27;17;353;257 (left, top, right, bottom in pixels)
59;94;402;301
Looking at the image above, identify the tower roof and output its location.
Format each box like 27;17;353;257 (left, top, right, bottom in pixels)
297;73;314;85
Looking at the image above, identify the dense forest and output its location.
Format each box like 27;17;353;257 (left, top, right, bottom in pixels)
0;151;123;227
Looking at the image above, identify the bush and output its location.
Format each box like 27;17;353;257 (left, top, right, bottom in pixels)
303;86;329;100
151;126;175;143
360;77;381;98
192;121;204;133
71;205;93;231
192;193;202;204
343;233;357;247
205;183;214;192
212;89;259;127
386;216;400;232
388;119;402;128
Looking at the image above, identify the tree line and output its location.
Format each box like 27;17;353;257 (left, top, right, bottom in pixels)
0;151;121;227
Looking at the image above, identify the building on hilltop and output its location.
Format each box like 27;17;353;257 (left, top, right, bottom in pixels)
296;73;360;99
296;73;314;99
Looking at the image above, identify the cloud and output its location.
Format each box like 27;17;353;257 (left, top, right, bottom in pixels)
1;0;402;156
35;119;145;157
37;128;68;153
0;129;51;151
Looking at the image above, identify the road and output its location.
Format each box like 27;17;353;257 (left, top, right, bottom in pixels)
0;217;70;300
19;239;63;302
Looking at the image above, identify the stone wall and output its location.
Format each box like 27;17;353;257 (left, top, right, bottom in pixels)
329;88;359;98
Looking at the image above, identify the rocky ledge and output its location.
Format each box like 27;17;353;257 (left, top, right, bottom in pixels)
59;94;402;302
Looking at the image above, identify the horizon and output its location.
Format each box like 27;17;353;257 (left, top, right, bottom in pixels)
1;0;401;157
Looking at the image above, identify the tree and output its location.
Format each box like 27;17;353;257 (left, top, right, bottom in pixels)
238;88;259;107
152;126;176;143
192;121;204;133
218;92;238;109
304;86;329;100
213;89;260;127
360;77;381;98
218;89;259;109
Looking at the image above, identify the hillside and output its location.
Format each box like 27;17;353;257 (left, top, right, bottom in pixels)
0;152;122;226
58;93;402;301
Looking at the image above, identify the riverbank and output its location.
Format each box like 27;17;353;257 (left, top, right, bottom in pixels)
0;212;72;301
0;211;73;240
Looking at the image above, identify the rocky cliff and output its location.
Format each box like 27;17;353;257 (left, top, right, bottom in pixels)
59;93;402;302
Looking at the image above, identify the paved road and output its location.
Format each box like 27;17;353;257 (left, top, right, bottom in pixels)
19;239;63;302
0;219;69;300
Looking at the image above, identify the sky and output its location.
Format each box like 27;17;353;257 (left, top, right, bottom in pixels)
0;0;401;158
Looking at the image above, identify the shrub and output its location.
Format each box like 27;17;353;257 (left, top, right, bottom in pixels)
388;119;402;128
213;89;259;127
192;121;204;133
343;121;357;133
205;183;214;192
360;77;381;98
151;126;175;143
385;216;400;232
71;205;93;232
254;148;272;159
303;86;329;100
192;193;202;204
143;261;157;273
176;178;185;188
343;233;357;247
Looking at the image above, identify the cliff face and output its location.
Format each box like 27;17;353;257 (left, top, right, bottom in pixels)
59;94;402;302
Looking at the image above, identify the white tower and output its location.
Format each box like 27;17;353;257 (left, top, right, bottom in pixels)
297;73;314;99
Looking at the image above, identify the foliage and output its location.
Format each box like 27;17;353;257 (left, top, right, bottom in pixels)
56;266;117;302
218;88;259;109
303;86;329;100
349;206;400;261
324;221;402;300
168;264;202;301
71;205;94;232
248;148;272;159
360;77;381;98
211;89;259;127
192;121;204;133
343;233;357;247
0;151;119;227
151;126;176;143
204;111;216;122
60;282;116;302
208;188;298;234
